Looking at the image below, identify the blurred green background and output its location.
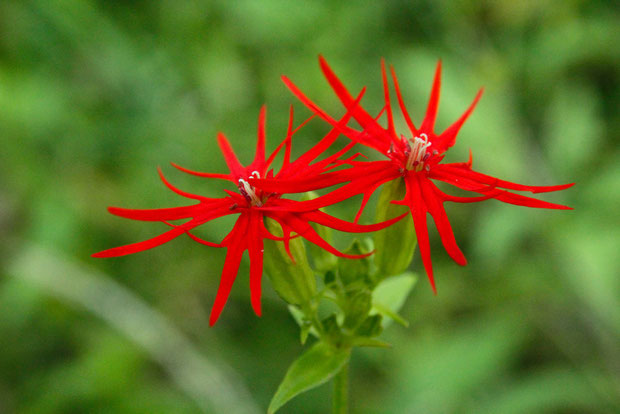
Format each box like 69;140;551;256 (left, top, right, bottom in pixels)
1;1;618;413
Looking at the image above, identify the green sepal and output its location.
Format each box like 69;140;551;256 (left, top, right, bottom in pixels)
355;314;383;337
322;314;341;341
337;239;372;287
288;305;319;344
350;337;392;348
268;341;351;414
373;179;417;278
263;218;316;306
343;289;372;330
302;192;338;272
323;270;337;287
371;272;417;327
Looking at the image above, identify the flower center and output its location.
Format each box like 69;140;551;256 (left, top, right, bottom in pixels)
404;133;432;172
238;171;264;207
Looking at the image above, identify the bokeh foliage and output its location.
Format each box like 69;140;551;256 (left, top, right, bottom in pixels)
0;0;618;413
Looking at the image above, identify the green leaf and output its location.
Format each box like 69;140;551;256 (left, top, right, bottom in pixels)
263;218;316;305
268;342;350;414
371;272;417;327
373;179;417;278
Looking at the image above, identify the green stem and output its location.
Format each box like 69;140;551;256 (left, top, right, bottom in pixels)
332;361;349;414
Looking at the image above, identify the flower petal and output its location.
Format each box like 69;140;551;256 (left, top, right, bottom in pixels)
390;64;417;134
170;162;232;181
403;174;436;293
433;88;483;152
300;209;406;233
269;212;372;259
248;212;264;317
217;133;245;179
92;224;191;258
157;167;214;201
431;167;573;210
253;105;267;169
209;214;249;326
420;179;467;266
420;61;442;133
318;56;390;148
107;205;202;221
381;58;398;141
435;163;575;194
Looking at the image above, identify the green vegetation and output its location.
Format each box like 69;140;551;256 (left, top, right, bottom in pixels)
0;1;618;413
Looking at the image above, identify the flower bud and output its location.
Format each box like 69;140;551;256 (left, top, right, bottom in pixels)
373;179;417;278
343;289;372;330
263;217;316;306
337;239;372;288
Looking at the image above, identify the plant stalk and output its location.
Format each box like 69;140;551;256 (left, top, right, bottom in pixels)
332;361;349;414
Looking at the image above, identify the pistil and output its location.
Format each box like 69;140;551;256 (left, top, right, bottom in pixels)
238;171;264;206
405;133;432;172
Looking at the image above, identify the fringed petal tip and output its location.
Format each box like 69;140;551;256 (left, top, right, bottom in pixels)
252;302;262;317
339;249;375;260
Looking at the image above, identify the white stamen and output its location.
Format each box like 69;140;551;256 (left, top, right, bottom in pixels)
238;171;263;206
405;133;432;171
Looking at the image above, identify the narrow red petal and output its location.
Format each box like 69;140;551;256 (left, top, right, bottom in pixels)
170;162;232;181
420;179;467;266
92;225;190;258
405;174;436;293
390;64;417;134
108;205;201;221
272;212;371;259
209;215;249;326
157;167;213;201
318;56;389;143
248;213;264;317
435;163;574;194
353;189;375;223
432;168;572;210
266;106;294;170
381;58;398;141
300;209;406;233
420;61;442;133
430;184;496;203
185;231;225;247
304;141;357;177
434;88;483;152
262;162;398;212
282;73;387;153
253;105;267;168
217;133;245;179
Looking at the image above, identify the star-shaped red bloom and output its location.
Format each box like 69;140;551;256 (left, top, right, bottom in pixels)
93;106;404;325
274;56;574;292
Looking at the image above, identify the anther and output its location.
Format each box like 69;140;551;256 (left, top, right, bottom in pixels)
238;177;263;207
405;133;432;171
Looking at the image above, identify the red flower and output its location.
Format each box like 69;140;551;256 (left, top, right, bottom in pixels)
274;56;574;292
93;106;404;325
